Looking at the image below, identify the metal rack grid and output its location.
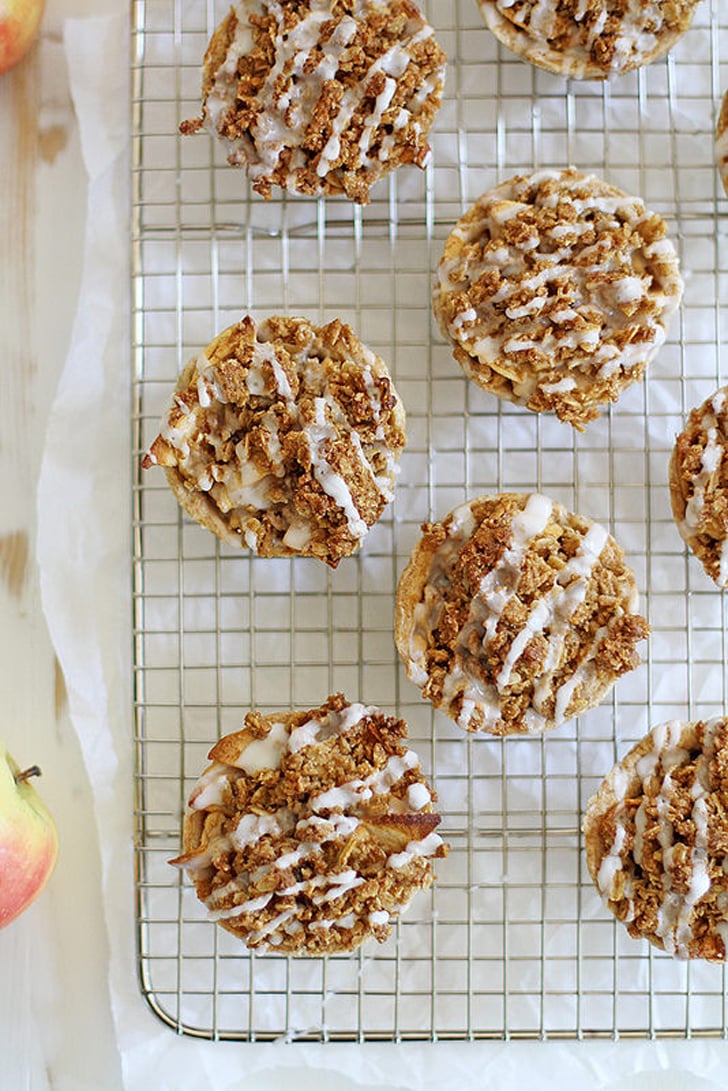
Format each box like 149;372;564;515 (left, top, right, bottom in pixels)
131;0;728;1041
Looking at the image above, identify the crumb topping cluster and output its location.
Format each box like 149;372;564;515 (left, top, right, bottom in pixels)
397;493;649;736
587;718;728;961
170;694;447;954
181;0;446;203
670;386;728;587
479;0;700;78
433;169;683;429
143;315;406;567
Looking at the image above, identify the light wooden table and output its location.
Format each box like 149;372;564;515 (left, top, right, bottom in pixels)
0;2;123;1085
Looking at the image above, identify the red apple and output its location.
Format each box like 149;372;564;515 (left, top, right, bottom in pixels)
0;0;45;76
0;741;58;928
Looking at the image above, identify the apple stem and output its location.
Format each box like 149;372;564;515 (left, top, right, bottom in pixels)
14;765;42;784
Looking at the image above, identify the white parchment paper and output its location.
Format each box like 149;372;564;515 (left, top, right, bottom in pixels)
34;11;728;1090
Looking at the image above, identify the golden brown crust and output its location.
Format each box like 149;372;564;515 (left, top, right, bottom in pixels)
161;466;240;547
142;315;407;567
395;492;649;736
433;169;683;430
181;0;447;204
478;0;700;80
583;718;728;962
582;731;657;886
718;91;728;140
716;91;728;198
171;695;448;955
394;523;437;658
669;386;728;588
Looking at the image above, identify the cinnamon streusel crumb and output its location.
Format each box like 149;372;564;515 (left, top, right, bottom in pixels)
669;385;728;587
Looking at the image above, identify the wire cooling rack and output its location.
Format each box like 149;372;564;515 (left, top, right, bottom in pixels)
131;0;728;1041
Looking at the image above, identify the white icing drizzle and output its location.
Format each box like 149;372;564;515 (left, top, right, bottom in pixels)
407;781;432;811
231;811;285;850
250;908;298;940
311;870;365;904
388;830;444;869
405;501;477;683
288;701;377;752
189;763;231;810
541;377;576;394
721;537;728;590
596;822;629;905
208;890;273;922
308;397;368;539
368;909;390;926
534;523;610;722
316;29;432;176
497;520;607;698
680;391;725;533
274;813;361;871
310;750;419;812
439;494;555;728
235;720;289;773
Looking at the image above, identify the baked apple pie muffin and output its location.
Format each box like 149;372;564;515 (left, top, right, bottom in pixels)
669;385;728;588
584;717;728;961
433;168;683;429
142;315;407;567
170;694;448;955
477;0;700;80
180;0;447;203
395;492;649;736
